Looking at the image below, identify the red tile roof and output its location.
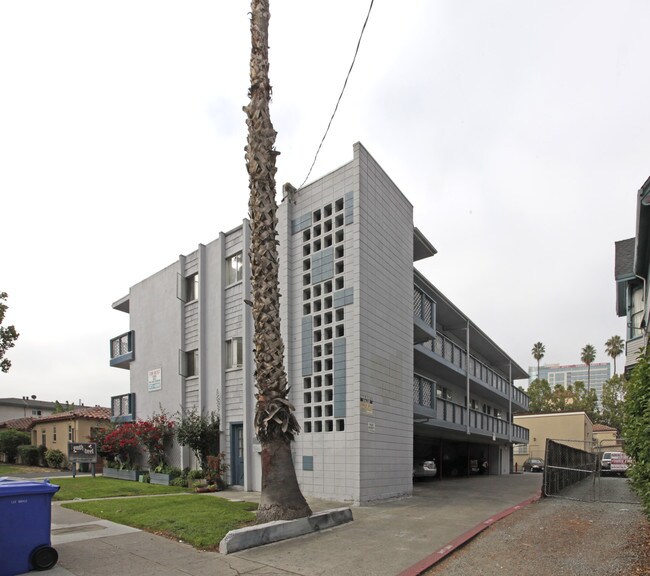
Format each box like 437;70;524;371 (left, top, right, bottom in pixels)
593;423;617;432
0;417;34;431
33;406;111;424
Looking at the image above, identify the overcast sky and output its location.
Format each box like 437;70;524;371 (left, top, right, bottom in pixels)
2;1;648;408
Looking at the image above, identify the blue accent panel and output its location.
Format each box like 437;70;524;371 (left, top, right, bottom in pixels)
311;247;334;284
303;456;314;471
292;213;312;235
301;316;313;376
333;337;346;417
333;287;354;308
345;192;354;225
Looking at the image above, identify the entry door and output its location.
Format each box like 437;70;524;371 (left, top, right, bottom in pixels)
231;423;244;486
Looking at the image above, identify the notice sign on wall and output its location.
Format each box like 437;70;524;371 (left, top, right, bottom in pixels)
148;368;162;392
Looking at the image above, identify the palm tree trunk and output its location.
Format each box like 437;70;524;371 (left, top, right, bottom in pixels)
245;0;311;523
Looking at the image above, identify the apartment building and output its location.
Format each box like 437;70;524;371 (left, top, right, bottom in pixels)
110;143;529;504
528;363;611;405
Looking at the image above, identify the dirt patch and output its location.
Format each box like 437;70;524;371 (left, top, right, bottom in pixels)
424;497;649;576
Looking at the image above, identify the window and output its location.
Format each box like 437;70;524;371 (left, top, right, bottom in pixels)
179;349;199;377
226;337;243;369
41;430;46;447
68;425;74;442
630;285;644;339
32;409;42;416
53;426;57;442
185;273;199;302
226;253;243;285
436;386;452;401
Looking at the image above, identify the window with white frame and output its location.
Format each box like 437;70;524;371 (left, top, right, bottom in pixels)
53;426;57;442
226;253;243;285
68;425;74;442
226;337;243;369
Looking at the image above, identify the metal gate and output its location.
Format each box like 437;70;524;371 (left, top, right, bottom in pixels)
543;438;640;505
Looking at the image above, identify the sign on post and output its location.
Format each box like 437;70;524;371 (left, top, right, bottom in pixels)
68;442;98;478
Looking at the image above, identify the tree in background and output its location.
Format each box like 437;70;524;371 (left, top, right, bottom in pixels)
0;429;30;463
531;342;545;381
623;347;650;514
580;344;596;392
0;292;19;373
605;335;624;375
570;380;599;423
527;378;552;413
600;374;626;432
244;0;311;522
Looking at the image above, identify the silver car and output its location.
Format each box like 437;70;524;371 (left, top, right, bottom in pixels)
413;459;437;479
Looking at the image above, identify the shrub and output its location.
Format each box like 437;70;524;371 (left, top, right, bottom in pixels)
136;412;175;470
188;469;205;480
0;429;31;463
45;448;66;469
101;423;141;469
175;409;220;470
623;346;650;514
17;444;40;466
170;477;187;487
37;444;48;466
205;453;228;489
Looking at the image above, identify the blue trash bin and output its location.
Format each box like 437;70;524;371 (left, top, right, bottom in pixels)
0;478;60;576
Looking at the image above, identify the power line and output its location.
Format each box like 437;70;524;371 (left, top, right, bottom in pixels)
298;0;375;189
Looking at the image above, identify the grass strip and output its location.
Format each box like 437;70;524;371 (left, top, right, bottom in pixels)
62;494;257;549
50;476;189;501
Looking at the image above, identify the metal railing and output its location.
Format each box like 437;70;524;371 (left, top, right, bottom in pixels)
418;330;529;410
110;331;134;359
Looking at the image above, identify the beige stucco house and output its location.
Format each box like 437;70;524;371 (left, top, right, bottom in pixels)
30;407;111;466
513;411;594;470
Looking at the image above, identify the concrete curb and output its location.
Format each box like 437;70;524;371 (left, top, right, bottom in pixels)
396;490;542;576
219;507;353;554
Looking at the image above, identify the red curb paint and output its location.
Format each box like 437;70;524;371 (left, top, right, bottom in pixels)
396;490;542;576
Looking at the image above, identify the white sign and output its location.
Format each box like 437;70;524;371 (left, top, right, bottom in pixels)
148;368;162;392
367;422;375;432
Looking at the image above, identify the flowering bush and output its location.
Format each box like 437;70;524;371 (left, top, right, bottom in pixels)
136;412;176;470
101;423;141;469
205;453;228;489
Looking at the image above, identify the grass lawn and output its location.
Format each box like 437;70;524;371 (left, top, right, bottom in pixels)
51;476;189;501
0;463;60;475
62;495;258;549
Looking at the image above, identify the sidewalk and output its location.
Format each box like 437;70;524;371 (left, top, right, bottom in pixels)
19;474;542;576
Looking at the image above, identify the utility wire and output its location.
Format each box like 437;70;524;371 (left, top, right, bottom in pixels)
298;0;375;189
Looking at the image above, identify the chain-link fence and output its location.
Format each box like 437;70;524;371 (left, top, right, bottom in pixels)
543;438;640;505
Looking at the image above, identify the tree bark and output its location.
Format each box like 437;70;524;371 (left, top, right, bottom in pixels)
244;0;311;522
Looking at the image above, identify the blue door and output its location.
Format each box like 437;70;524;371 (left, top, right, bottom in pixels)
231;423;244;486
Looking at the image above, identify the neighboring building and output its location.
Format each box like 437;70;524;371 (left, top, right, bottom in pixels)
0;397;57;423
592;423;622;453
513;411;594;470
110;142;529;504
0;417;34;432
615;175;650;373
29;407;111;454
528;363;611;406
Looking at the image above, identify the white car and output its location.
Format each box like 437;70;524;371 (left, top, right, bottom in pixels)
413;459;437;479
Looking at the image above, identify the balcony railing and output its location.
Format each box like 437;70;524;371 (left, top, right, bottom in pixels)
418;330;528;410
415;392;529;443
110;331;135;369
111;392;136;423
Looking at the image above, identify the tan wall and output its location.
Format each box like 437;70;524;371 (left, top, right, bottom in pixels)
513;412;594;470
31;418;107;456
594;430;621;452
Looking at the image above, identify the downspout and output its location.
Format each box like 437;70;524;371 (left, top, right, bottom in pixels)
508;362;512;443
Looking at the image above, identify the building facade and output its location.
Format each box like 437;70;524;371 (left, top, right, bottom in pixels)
110;143;529;504
513;411;594;470
0;397;57;423
615;175;650;373
528;363;611;405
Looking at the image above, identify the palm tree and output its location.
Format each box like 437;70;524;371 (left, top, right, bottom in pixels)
581;344;597;392
604;335;624;375
244;0;311;522
531;342;545;382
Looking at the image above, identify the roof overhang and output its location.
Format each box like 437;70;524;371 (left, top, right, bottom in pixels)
414;228;437;262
